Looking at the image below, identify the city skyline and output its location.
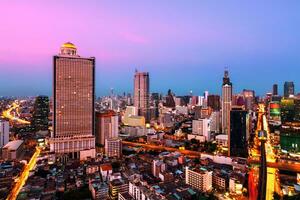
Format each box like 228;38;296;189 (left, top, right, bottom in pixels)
1;1;300;96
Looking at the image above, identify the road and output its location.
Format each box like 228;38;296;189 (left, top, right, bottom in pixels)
6;147;41;200
2;102;30;125
123;140;300;172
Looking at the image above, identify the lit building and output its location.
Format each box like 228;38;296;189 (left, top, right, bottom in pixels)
0;120;9;148
281;98;300;123
185;166;212;192
284;81;295;97
222;70;232;135
95;110;118;147
134;70;150;122
105;138;122;158
229;107;249;157
50;42;95;160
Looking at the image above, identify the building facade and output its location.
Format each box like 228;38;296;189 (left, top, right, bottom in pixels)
222;70;232;135
134;71;150;122
95;110;118;146
0;120;9;148
284;81;295;97
229;107;248;157
185;167;212;192
50;42;95;160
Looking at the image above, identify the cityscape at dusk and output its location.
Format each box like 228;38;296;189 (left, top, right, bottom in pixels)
1;1;300;200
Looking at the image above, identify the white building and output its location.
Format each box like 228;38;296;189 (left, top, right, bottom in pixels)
192;119;211;141
0;120;9;148
209;111;220;133
185;166;212;192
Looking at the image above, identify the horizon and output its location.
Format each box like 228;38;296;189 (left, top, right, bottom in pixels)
1;1;300;96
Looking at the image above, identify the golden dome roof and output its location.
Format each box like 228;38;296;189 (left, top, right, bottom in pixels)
61;42;76;49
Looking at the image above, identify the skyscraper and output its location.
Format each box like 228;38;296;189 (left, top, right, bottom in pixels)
32;95;49;131
0;120;9;148
222;70;232;135
50;42;95;160
273;84;278;96
229;107;248;157
134;70;150;121
284;81;295;97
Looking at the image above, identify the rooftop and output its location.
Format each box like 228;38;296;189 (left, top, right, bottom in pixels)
3;140;23;150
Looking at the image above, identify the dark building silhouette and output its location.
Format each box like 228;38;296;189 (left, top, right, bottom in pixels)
164;89;176;108
284;81;295;97
273;84;278;96
207;95;220;111
229;107;248;157
32;95;50;131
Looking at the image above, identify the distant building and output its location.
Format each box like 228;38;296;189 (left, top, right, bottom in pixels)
185;166;212;192
105;138;122;158
50;42;95;160
222;70;232;135
284;81;295;97
95;110;118;147
0;120;9;148
242;89;255;111
273;84;278;96
134;71;150;122
2;140;24;160
229;107;248;157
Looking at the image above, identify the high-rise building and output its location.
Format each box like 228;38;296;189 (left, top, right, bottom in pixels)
105;138;122;158
273;84;278;96
50;42;95;160
229;107;248;157
95;110;118;147
0;120;9;148
222;70;232;135
207;95;220;111
242;89;255;111
134;70;150;121
185;166;212;192
32;95;50;131
284;81;295;97
281;98;300;123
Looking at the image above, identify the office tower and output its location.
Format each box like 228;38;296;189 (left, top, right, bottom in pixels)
273;84;278;96
95;110;118;147
192;119;211;141
0;120;9;148
222;70;232;135
50;42;95;160
185;166;213;192
105;138;122;158
284;81;295;97
134;70;150;121
229;107;248;157
31;95;50;131
207;95;221;111
281;98;300;123
164;89;176;108
242;89;255;111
